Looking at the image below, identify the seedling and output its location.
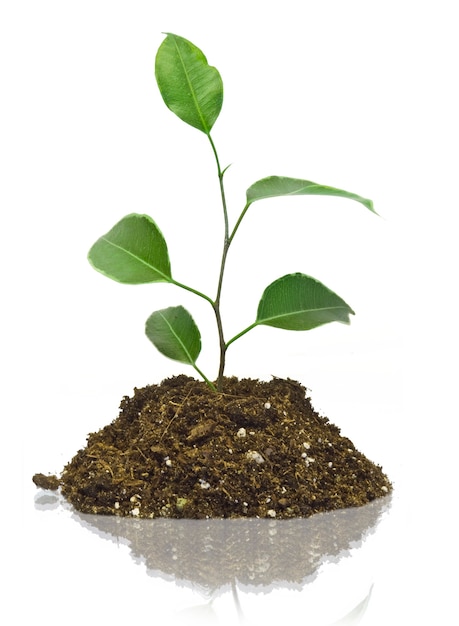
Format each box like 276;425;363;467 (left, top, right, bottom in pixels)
88;33;376;392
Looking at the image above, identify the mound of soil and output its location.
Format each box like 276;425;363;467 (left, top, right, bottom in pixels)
33;375;392;519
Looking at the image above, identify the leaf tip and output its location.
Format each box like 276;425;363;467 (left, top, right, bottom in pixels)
365;198;380;216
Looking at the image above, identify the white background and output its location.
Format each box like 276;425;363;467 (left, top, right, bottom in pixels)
2;1;457;624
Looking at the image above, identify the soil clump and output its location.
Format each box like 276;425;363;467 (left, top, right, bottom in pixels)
33;375;392;519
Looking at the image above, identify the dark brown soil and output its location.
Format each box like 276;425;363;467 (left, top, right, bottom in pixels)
34;375;392;519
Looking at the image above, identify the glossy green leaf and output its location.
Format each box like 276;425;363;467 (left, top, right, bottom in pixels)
246;176;376;213
256;273;355;330
88;214;172;284
145;306;201;365
155;33;223;134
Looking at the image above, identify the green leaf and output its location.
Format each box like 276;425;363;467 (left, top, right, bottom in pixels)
88;214;172;284
155;33;223;134
256;273;355;330
246;175;376;214
145;306;201;365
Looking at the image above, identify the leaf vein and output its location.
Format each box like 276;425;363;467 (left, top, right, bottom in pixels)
171;37;209;134
101;237;171;281
158;312;195;365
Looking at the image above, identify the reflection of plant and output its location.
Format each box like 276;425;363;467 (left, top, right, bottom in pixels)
88;33;376;391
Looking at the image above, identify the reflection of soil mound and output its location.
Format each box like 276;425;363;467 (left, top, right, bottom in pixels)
55;376;392;519
71;495;392;594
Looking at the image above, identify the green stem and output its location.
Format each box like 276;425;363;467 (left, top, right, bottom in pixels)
208;134;229;243
169;277;214;306
192;363;217;391
207;133;231;391
229;201;251;245
174;136;255;390
226;322;258;349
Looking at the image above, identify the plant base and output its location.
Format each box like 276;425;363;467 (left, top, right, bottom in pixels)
33;376;392;519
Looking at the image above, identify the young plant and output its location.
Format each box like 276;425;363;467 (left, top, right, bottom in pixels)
88;33;376;392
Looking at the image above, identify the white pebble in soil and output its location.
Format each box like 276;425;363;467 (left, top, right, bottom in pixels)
246;450;265;464
301;453;315;467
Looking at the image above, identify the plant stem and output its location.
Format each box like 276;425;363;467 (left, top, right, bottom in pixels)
169;278;214;306
207;133;231;391
225;322;259;350
229;202;250;245
192;364;217;392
